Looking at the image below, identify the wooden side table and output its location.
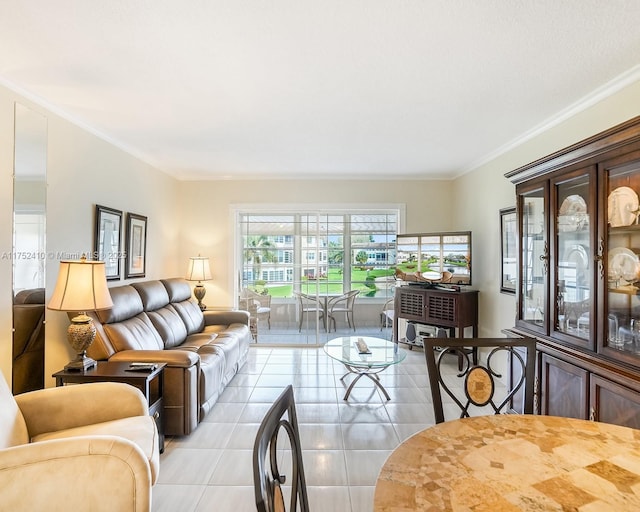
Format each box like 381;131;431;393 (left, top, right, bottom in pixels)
53;361;166;452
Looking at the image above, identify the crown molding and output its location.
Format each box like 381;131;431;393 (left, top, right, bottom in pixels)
460;64;640;178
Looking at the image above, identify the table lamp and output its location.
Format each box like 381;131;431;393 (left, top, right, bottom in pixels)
186;255;212;310
48;255;113;371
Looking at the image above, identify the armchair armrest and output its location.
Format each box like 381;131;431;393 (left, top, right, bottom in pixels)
0;436;151;511
15;382;148;438
109;349;199;368
203;309;250;327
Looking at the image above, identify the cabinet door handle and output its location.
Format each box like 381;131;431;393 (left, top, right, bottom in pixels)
589;406;596;421
594;237;605;280
539;241;549;274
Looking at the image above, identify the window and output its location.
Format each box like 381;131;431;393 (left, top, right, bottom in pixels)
237;209;399;299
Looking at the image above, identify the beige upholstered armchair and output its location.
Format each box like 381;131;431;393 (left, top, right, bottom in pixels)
0;371;159;511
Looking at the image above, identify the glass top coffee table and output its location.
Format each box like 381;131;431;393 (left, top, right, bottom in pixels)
323;336;406;400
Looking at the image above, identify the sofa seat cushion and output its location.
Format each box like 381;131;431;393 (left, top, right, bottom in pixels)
202;323;249;337
198;349;226;414
32;415;160;483
103;313;164;351
178;332;219;352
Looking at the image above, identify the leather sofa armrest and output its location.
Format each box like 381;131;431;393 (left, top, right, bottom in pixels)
15;382;148;438
109;349;199;368
203;309;250;327
0;437;152;511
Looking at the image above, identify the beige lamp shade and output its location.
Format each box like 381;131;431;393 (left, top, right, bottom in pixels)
48;257;113;312
186;255;212;311
186;256;212;282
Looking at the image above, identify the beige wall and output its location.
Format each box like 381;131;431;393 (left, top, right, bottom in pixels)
0;83;181;386
176;179;454;306
453;78;640;337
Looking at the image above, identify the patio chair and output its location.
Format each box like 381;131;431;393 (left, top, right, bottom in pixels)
328;289;360;332
380;298;394;331
293;291;326;332
240;288;272;329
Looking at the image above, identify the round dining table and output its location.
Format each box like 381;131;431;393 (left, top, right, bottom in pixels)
374;414;640;511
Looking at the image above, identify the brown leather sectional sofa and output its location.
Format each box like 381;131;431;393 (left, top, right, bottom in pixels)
12;288;45;394
87;277;251;436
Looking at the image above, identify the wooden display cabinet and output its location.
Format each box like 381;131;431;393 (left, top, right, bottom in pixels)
507;115;640;425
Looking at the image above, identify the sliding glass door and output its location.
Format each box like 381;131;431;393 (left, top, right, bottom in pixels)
237;209;399;345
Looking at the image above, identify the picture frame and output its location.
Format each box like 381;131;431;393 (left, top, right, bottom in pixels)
125;212;147;279
500;207;517;294
94;204;123;280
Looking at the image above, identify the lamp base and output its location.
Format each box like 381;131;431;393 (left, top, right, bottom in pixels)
65;314;97;372
194;284;207;311
64;353;97;372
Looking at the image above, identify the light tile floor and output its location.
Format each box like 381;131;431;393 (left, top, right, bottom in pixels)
152;343;435;512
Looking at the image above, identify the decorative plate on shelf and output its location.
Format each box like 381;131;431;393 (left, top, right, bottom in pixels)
558;195;588;232
609;247;640;283
559;194;587;215
608;186;639;227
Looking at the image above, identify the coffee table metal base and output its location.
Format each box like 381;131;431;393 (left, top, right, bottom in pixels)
340;364;391;400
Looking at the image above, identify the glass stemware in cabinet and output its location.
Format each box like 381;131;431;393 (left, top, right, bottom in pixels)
631;319;640;354
606;161;640;358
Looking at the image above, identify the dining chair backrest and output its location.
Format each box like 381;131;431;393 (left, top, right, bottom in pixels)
327;290;359;331
424;337;536;424
253;385;309;512
380;298;394;330
293;291;325;332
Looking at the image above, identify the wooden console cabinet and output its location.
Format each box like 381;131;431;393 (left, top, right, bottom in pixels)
393;285;478;346
506;115;640;428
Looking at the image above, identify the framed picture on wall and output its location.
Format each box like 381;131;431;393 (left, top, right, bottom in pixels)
500;207;517;294
94;204;123;280
125;212;147;279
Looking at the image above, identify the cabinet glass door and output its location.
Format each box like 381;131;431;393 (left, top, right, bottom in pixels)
518;184;548;333
605;158;640;358
553;169;594;348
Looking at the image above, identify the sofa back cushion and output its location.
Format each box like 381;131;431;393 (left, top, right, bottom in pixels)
103;313;164;351
0;368;29;448
148;306;188;349
162;278;192;302
132;281;170;311
162;278;205;334
96;285;144;324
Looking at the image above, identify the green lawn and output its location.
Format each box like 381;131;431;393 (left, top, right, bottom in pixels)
256;267;396;298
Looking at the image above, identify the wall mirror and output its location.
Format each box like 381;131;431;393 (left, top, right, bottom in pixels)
500;207;517;294
12;103;47;394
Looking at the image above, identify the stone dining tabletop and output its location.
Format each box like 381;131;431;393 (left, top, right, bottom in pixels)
374;414;640;511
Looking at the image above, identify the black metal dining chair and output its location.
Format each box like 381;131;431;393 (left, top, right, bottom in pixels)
424;337;536;424
253;385;309;512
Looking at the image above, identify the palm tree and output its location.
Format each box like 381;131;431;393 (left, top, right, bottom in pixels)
245;236;275;282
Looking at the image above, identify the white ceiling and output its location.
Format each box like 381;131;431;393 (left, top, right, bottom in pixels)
1;1;640;181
